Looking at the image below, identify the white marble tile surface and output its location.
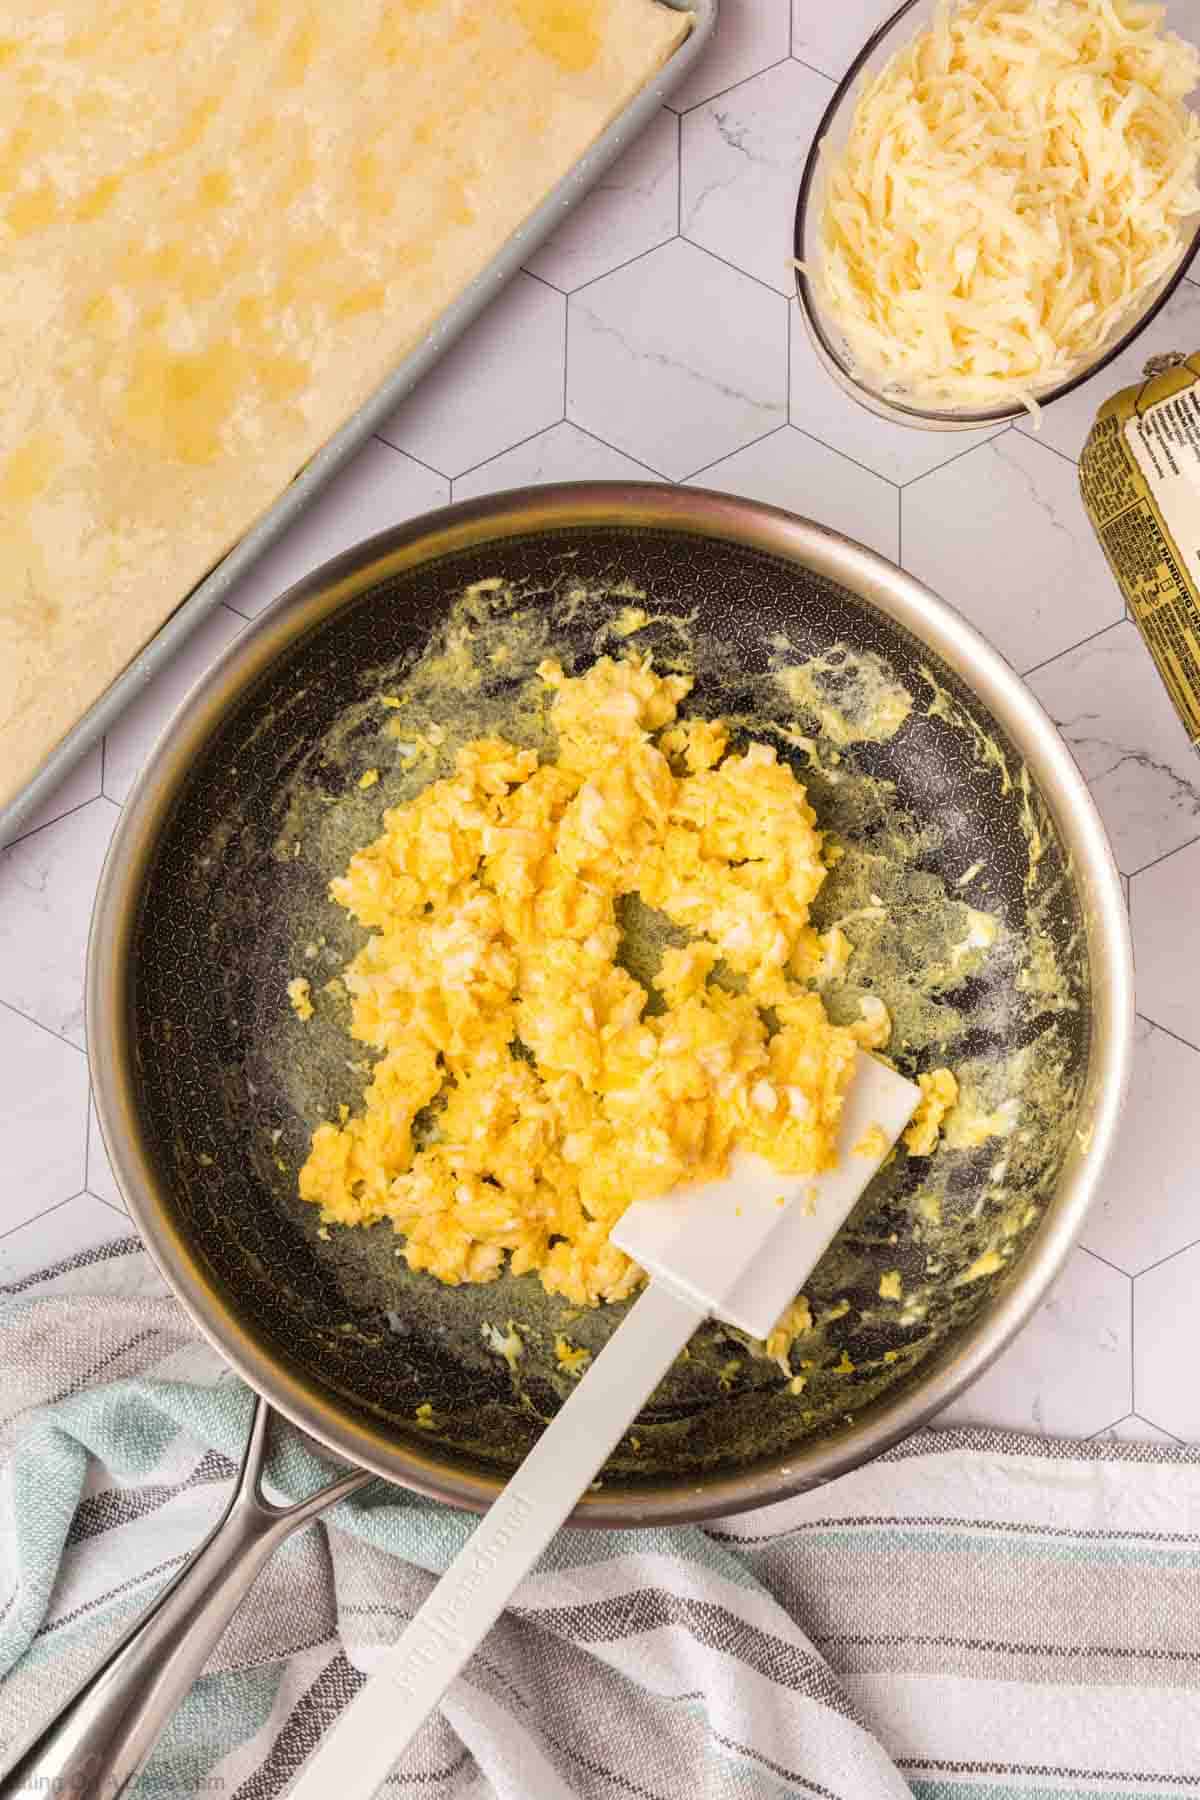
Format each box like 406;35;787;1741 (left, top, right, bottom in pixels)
937;1248;1132;1438
681;60;834;297
1;745;102;853
86;1091;125;1213
1026;621;1200;875
1131;837;1200;1051
1;1005;89;1230
454;421;654;499
0;1194;130;1288
526;107;679;292
1081;1018;1200;1276
4;5;1199;1453
667;0;791;112
1134;1244;1200;1441
222;439;450;622
789;307;1008;485
902;433;1123;674
381;272;565;478
568;237;788;477
1091;1415;1183;1447
792;0;892;81
1015;280;1200;466
102;606;246;807
0;799;118;1048
685;425;899;560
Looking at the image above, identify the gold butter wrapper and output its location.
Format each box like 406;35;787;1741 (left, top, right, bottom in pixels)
1079;351;1200;747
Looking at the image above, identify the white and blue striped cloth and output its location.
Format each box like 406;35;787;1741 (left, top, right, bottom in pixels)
2;1237;1198;1800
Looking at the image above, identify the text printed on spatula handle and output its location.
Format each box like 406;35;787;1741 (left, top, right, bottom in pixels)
385;1490;535;1700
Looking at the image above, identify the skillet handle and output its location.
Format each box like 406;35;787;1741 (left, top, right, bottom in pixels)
0;1396;371;1800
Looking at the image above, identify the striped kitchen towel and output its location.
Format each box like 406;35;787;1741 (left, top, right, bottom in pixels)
2;1239;1199;1800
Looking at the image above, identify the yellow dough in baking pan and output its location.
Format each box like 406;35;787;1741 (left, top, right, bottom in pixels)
0;0;690;810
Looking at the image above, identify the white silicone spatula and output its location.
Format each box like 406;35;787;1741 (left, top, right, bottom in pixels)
286;1053;919;1800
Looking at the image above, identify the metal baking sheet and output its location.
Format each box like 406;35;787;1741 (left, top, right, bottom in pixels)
1;0;716;846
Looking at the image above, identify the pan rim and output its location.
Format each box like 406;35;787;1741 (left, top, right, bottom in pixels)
87;480;1134;1526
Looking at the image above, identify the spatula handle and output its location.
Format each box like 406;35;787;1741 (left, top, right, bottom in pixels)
285;1281;701;1800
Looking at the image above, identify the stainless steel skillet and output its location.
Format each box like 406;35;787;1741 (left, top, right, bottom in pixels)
3;484;1133;1796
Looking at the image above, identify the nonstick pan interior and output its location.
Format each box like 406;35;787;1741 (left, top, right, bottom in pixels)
101;489;1119;1520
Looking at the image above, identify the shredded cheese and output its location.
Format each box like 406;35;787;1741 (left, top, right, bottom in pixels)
814;0;1200;410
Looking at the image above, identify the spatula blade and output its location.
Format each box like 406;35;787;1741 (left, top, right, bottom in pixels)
610;1054;920;1341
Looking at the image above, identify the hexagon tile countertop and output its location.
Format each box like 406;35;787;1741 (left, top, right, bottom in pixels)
2;0;1198;1451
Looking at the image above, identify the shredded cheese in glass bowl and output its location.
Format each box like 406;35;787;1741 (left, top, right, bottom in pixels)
794;0;1200;428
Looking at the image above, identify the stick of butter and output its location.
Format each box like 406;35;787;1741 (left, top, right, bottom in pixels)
1079;351;1200;748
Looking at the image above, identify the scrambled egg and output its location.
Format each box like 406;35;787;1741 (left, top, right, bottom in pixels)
554;1335;591;1375
762;1296;814;1373
481;1320;524;1372
287;976;314;1021
852;1123;890;1161
904;1068;960;1156
297;654;884;1306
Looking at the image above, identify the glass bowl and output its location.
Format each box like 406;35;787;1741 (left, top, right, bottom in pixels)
793;0;1200;431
